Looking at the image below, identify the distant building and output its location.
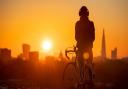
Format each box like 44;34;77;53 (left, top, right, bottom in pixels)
22;44;30;60
29;51;39;61
111;48;117;59
0;48;11;62
58;51;64;61
101;29;106;60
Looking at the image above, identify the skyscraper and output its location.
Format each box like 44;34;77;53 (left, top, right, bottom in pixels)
22;44;30;60
0;48;11;63
101;29;106;60
0;48;11;60
111;48;117;59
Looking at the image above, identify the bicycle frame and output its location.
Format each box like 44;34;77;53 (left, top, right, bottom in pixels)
65;46;81;77
64;46;94;89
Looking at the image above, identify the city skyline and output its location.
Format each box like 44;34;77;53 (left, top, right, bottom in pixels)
0;0;128;58
0;42;126;59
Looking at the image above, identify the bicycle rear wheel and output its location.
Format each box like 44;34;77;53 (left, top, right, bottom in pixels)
84;65;94;89
63;62;79;89
75;64;93;89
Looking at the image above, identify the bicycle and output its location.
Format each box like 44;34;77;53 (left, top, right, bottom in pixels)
62;46;94;89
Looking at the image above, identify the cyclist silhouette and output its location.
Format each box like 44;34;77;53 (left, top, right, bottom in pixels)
75;6;95;68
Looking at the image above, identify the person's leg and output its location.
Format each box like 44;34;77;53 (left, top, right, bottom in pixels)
77;47;84;65
88;48;93;63
77;47;85;81
82;48;94;88
88;48;94;76
88;48;95;88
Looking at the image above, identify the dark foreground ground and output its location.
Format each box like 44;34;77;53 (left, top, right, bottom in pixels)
0;57;128;89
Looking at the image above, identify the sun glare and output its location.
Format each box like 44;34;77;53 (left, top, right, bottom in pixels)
42;40;52;52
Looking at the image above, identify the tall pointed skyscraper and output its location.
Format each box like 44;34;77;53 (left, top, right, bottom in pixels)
101;29;106;60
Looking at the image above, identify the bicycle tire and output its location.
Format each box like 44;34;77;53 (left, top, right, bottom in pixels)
63;62;79;89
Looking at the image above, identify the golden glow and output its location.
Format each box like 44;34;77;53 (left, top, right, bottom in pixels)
83;52;89;60
42;40;52;52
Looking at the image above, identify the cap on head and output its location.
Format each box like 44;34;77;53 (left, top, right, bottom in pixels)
79;6;89;17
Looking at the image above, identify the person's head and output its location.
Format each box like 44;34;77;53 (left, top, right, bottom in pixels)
79;6;89;17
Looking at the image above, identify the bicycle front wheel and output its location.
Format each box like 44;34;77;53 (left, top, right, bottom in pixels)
63;62;79;89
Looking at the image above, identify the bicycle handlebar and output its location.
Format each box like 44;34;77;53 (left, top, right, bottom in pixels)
65;46;77;59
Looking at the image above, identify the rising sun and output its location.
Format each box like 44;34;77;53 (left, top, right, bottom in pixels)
42;40;52;52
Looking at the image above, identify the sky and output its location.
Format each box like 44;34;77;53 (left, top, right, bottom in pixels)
0;0;128;58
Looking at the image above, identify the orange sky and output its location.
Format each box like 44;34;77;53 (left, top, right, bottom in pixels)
0;0;128;58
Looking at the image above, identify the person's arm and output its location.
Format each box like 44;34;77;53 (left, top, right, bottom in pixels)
90;21;95;42
75;21;79;41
